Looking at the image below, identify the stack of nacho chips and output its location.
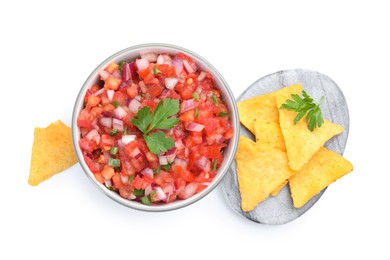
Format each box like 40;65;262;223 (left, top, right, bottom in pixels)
236;84;353;212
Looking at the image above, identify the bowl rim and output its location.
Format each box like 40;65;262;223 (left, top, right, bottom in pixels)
72;43;239;212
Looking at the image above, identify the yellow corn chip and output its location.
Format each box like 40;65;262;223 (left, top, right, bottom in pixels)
253;118;286;152
276;93;344;171
270;180;287;197
237;84;302;133
289;147;353;208
236;136;295;212
28;120;78;186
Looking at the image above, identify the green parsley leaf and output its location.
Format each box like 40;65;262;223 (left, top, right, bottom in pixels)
144;132;175;154
148;99;180;132
131;98;179;154
131;106;153;133
280;90;325;131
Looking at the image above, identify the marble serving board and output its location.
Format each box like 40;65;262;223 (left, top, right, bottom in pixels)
220;69;350;225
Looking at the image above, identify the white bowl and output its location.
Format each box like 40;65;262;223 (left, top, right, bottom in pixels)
72;43;239;211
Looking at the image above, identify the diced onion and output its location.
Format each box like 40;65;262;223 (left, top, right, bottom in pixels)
122;135;136;145
120;175;129;184
183;60;194;73
165;77;179;89
114;106;127;119
173;158;188;169
104;180;112;188
99;117;112;128
131;147;142;159
106;90;114;101
85;129;100;144
159;155;168;165
154;187;167;201
93;88;105;97
172;57;183;75
180;99;196;113
185;122;205;132
128;98;141;113
166;147;177;163
99;70;110;81
145;184;153;195
141;168;154;178
136;58;149;71
195;156;211;172
112;118;124;132
174;139;185;150
140;52;157;62
197;71;207;82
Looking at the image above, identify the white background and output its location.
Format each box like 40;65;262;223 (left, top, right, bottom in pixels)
1;0;389;259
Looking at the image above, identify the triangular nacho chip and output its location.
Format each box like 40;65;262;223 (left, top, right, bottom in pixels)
253;118;286;152
28;120;78;186
236;136;295;212
270;180;287;197
276;92;344;171
289;147;353;208
237;84;303;133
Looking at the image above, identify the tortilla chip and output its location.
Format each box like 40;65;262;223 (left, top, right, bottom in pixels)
253;118;286;152
236;136;295;212
28;120;78;186
276;93;344;171
238;84;302;133
270;180;287;197
289;147;353;208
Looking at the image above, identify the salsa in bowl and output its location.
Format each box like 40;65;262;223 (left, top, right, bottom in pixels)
72;43;239;211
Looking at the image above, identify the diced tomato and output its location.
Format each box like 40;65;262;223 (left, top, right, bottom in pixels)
112;91;127;106
199;145;222;159
112;173;124;189
172;164;195;182
100;134;115;151
143;73;159;85
141;99;157;112
104;77;122;90
204;118;220;136
167;90;181;99
86;95;101;109
118;185;133;199
105;62;119;73
131;175;143;190
79;138;98;152
83;154;102;173
138;68;151;79
179;110;195;122
93;172;105;184
101;165;115;180
126;83;139;98
224;127;234;139
77;108;94;128
145;84;163;98
154;171;174;186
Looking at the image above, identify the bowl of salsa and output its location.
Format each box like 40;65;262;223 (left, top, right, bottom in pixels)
72;43;239;211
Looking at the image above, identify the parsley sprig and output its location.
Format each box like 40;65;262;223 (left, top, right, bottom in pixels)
280;90;325;131
131;98;179;154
